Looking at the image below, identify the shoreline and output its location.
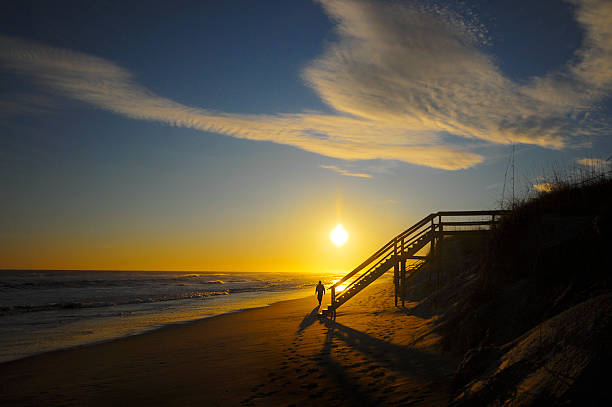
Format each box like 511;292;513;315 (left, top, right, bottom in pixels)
0;274;457;406
0;290;314;365
0;269;328;365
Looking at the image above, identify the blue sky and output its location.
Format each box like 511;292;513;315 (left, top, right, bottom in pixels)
1;0;611;271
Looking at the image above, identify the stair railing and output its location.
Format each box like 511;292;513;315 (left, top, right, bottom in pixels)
327;210;509;313
331;213;437;306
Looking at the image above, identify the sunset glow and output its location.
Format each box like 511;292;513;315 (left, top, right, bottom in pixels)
331;279;349;292
1;0;611;273
330;224;349;247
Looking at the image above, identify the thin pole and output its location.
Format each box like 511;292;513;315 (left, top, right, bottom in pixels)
512;143;515;210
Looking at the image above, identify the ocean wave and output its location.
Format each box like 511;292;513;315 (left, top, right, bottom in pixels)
0;290;230;315
205;280;225;284
0;274;230;290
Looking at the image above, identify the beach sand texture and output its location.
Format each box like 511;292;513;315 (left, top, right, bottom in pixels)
0;274;458;406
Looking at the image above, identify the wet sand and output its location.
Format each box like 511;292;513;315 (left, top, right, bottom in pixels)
0;274;458;406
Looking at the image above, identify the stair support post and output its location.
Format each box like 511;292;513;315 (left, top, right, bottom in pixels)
394;262;399;307
430;217;436;257
331;286;335;308
429;217;436;286
437;215;443;288
394;238;399;307
400;259;406;307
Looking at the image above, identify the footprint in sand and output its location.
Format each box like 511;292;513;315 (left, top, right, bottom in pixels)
385;384;399;392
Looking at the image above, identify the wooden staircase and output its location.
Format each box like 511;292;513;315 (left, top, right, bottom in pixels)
320;210;508;317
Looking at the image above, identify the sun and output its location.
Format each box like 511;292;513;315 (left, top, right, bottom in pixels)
330;224;349;247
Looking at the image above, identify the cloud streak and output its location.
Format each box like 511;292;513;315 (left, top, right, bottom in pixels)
576;157;609;167
320;164;372;178
1;0;611;170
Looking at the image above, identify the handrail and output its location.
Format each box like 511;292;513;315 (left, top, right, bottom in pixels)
396;214;436;243
400;227;430;251
337;226;429;297
331;213;436;289
336;250;396;299
437;210;511;216
335;228;433;303
440;220;497;227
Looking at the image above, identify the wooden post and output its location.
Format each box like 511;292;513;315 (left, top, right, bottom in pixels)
429;217;435;286
400;259;406;307
394;238;399;307
394;263;399;307
430;217;436;258
331;286;335;307
437;215;443;289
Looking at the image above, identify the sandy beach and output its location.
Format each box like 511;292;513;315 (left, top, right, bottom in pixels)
0;274;458;406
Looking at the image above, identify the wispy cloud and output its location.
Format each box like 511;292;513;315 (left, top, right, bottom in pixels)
0;36;480;170
1;0;611;170
576;157;609;167
320;164;372;178
306;0;612;149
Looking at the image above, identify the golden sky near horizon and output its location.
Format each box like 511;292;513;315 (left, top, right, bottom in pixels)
1;193;402;273
1;0;611;272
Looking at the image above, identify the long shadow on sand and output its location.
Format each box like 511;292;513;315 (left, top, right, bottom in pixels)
297;306;320;334
317;317;448;381
315;318;380;405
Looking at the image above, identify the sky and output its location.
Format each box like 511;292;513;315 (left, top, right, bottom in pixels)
1;0;611;272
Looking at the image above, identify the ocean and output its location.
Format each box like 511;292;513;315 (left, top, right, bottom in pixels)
0;270;341;363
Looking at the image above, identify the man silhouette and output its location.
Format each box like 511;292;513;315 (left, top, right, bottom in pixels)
315;281;325;307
